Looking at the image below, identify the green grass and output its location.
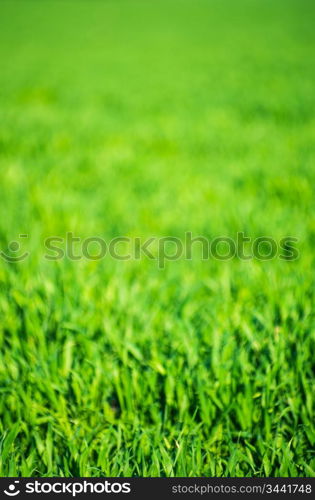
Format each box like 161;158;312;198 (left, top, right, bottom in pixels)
0;0;315;477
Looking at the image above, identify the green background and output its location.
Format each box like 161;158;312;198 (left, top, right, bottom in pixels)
0;0;314;476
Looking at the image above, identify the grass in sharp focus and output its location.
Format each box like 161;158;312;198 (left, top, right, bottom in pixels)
0;0;315;477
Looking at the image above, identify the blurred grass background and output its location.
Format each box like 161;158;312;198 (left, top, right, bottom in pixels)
0;0;314;476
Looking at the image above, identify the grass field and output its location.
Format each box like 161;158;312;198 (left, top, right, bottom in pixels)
0;0;315;477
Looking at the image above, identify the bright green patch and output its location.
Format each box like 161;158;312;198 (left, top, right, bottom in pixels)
0;0;314;477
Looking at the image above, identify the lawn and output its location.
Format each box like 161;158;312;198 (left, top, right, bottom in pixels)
0;0;314;476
